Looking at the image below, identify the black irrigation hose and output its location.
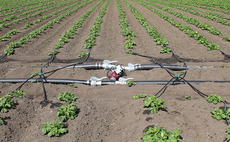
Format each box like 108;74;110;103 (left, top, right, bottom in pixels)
219;49;230;58
224;101;230;125
133;46;209;98
0;53;7;61
1;78;230;84
5;47;92;107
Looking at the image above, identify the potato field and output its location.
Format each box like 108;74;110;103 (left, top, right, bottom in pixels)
0;0;230;141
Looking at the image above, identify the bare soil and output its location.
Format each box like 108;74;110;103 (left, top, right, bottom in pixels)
0;0;230;142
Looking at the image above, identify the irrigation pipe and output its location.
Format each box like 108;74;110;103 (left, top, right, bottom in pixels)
1;78;230;85
0;64;217;70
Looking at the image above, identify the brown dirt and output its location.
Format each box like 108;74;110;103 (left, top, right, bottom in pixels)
0;0;230;142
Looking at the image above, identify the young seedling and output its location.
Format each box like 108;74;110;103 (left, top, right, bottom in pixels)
126;50;134;54
127;80;134;87
206;94;222;104
211;108;230;120
30;72;39;78
58;91;78;103
67;84;77;88
41;120;68;137
10;90;26;98
133;94;147;99
143;96;167;113
0;94;17;113
0;118;3;125
57;104;79;122
183;95;191;99
226;127;230;141
78;51;88;57
141;125;182;142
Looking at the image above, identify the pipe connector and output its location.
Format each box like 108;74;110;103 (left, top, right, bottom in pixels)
102;60;117;70
117;77;133;85
90;77;107;86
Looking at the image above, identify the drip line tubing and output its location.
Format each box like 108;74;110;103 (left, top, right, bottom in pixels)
1;78;230;85
0;53;7;61
0;64;216;70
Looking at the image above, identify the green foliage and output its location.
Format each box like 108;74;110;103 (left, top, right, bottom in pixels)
123;0;169;53
57;104;79;122
78;51;88;57
51;0;103;53
143;96;167;113
10;90;26;98
48;49;59;56
126;50;134;54
116;0;136;53
3;0;96;55
41;120;68;137
0;94;17;113
220;65;227;68
58;91;78;103
160;47;171;54
0;118;3;125
67;84;77;88
127;80;134;87
206;94;222;104
4;47;14;55
223;35;230;41
226;127;230;141
183;95;191;99
82;0;110;51
211;108;230;120
133;94;147;99
30;72;39;78
141;126;182;142
132;0;221;51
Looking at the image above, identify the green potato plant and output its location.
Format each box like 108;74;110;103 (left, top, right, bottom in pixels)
41;120;68;137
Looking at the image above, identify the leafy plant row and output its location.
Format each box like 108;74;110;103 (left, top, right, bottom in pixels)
0;90;26;125
0;0;81;42
116;0;136;54
143;0;223;36
0;0;81;31
0;0;62;18
51;0;104;56
123;0;170;54
133;0;221;51
42;91;79;137
0;0;60;24
0;29;19;41
133;94;182;141
163;0;230;14
23;0;85;29
2;0;94;56
141;126;182;142
148;0;230;26
79;0;111;56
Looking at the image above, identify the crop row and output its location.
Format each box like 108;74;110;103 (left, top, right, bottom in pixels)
0;89;80;137
0;0;62;17
116;0;136;54
133;0;221;51
0;0;82;31
2;0;94;56
0;0;71;24
123;0;170;54
142;0;223;37
51;0;105;56
79;0;110;57
163;0;230;14
0;0;84;42
22;0;85;29
148;0;230;26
